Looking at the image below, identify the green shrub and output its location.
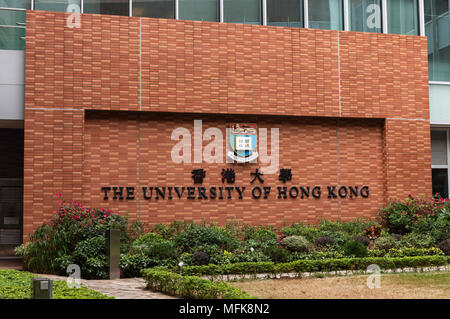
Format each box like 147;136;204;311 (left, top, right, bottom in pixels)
132;233;164;247
211;249;270;265
0;269;112;299
193;251;210;266
398;233;435;249
120;253;152;277
243;226;278;250
264;246;290;263
314;236;334;248
141;268;254;299
281;223;319;241
373;235;399;251
384;247;444;258
73;236;108;279
177;256;450;277
317;231;351;250
15;199;130;277
439;239;450;256
343;240;368;257
378;195;447;235
174;223;237;252
353;235;370;247
281;236;310;252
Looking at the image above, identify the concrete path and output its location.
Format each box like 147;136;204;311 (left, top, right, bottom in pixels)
32;274;176;299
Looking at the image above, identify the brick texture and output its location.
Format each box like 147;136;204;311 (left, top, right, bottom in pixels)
23;11;431;240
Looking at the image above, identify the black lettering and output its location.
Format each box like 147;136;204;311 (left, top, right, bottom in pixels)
155;187;165;200
300;186;310;199
167;187;173;200
360;186;370;198
277;186;287;199
235;187;245;199
113;187;124;200
327;186;337;199
209;187;217;199
187;187;195;199
142;187;153;200
289;186;299;198
174;187;185;199
225;187;234;199
198;187;208;200
101;187;111;200
312;186;321;198
349;186;358;198
252;186;262;199
338;186;348;198
218;187;224;199
263;187;271;199
126;187;135;200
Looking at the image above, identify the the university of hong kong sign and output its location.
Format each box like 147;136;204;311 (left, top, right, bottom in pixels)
101;167;370;201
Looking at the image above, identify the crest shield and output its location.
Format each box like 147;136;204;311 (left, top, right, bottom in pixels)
227;123;258;163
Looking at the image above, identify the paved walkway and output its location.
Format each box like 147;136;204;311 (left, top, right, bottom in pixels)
32;274;176;299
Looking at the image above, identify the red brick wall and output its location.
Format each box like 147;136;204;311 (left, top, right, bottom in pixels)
23;11;431;240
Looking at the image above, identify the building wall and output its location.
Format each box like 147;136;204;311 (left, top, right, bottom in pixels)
23;11;431;239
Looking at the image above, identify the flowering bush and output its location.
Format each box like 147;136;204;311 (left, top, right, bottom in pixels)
15;196;130;276
378;195;450;235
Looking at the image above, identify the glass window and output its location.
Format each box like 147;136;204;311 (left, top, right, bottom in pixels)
0;8;26;25
387;0;419;35
0;26;25;50
433;168;448;198
224;0;261;25
431;131;448;165
132;0;174;19
0;1;28;50
179;0;218;22
34;0;80;12
349;0;381;33
267;0;302;27
426;0;450;82
0;0;30;8
308;0;343;30
84;0;129;16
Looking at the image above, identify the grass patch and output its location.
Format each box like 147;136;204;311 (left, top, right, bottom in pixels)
229;271;450;299
0;269;113;299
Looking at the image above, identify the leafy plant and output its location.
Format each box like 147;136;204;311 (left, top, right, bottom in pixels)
264;246;289;263
314;236;334;249
281;236;310;252
353;235;370;247
373;235;399;252
343;240;368;257
439;239;450;256
192;251;210;266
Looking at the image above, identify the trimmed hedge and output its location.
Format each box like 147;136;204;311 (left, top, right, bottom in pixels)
141;268;254;299
179;256;450;276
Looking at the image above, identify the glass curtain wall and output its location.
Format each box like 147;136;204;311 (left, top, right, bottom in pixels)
179;0;218;22
308;0;343;30
223;0;261;25
267;0;302;27
84;0;129;16
0;0;29;50
132;0;174;19
387;0;419;35
349;0;382;32
35;0;80;12
426;0;450;82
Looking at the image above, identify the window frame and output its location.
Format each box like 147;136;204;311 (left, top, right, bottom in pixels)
431;128;450;198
